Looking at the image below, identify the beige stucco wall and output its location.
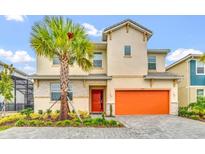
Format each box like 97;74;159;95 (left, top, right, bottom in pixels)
34;79;107;112
167;60;189;106
148;53;166;72
34;78;178;115
107;26;148;76
106;77;178;115
36;49;107;75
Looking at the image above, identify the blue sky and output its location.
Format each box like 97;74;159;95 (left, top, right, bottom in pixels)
0;15;205;74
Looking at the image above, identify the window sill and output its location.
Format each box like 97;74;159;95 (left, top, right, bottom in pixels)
124;55;132;58
148;69;157;72
93;67;103;70
196;73;205;75
52;64;60;67
49;100;60;103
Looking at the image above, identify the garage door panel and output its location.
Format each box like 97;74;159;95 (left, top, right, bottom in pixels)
115;90;169;115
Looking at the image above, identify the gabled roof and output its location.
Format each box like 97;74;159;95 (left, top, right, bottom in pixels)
166;54;202;70
148;49;170;54
102;19;153;41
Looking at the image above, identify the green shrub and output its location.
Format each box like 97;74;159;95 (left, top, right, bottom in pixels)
38;110;43;115
108;120;118;127
46;109;52;115
83;118;92;126
190;115;200;120
63;120;71;126
56;121;64;127
28;120;44;127
72;121;81;127
56;120;72;127
178;107;192;117
55;110;60;114
20;108;33;118
0;113;25;126
91;118;104;126
15;119;28;127
45;121;52;126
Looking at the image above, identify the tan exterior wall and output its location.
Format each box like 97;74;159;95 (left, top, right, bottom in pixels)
34;78;178;115
34;79;107;112
34;22;178;115
148;53;166;72
106;77;178;115
107;26;148;76
36;49;107;75
167;60;189;106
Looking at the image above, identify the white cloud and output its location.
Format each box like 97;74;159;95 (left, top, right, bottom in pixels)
4;15;26;22
82;23;102;37
166;48;203;62
0;49;34;63
22;65;35;75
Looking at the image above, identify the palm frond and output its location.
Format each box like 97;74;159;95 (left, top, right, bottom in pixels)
30;15;94;70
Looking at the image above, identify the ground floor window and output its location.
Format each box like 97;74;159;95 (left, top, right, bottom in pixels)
51;83;61;101
197;89;204;97
51;82;73;101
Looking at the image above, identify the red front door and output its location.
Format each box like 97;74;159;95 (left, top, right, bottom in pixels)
91;89;103;112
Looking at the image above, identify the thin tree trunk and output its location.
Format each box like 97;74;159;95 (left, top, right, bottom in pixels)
59;54;70;120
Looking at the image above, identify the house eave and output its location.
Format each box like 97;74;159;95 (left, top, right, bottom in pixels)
102;19;153;41
30;74;112;80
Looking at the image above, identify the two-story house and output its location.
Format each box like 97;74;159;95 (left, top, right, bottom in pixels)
167;54;204;107
32;19;181;115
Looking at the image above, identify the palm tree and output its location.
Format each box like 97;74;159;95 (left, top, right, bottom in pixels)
30;16;93;120
200;54;205;62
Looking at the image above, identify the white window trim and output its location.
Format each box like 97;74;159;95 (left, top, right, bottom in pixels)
196;60;205;75
50;82;60;101
93;52;103;68
50;82;73;101
148;56;157;70
196;89;204;97
52;56;60;65
124;45;131;56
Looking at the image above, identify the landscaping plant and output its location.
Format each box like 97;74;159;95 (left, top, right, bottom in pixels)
30;16;94;120
20;108;34;119
0;64;14;117
179;96;205;121
0;110;123;129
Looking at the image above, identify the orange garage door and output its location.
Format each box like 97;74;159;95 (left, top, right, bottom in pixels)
115;90;169;115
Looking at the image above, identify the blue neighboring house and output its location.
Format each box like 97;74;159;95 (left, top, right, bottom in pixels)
166;54;205;107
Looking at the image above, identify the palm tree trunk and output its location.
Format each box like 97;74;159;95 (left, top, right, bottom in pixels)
59;54;70;120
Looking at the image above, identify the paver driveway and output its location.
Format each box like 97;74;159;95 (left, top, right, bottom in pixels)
0;115;205;139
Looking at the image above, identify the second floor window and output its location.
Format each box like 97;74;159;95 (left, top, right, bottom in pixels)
196;61;205;74
124;45;131;56
53;56;60;65
148;56;156;70
93;52;102;68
